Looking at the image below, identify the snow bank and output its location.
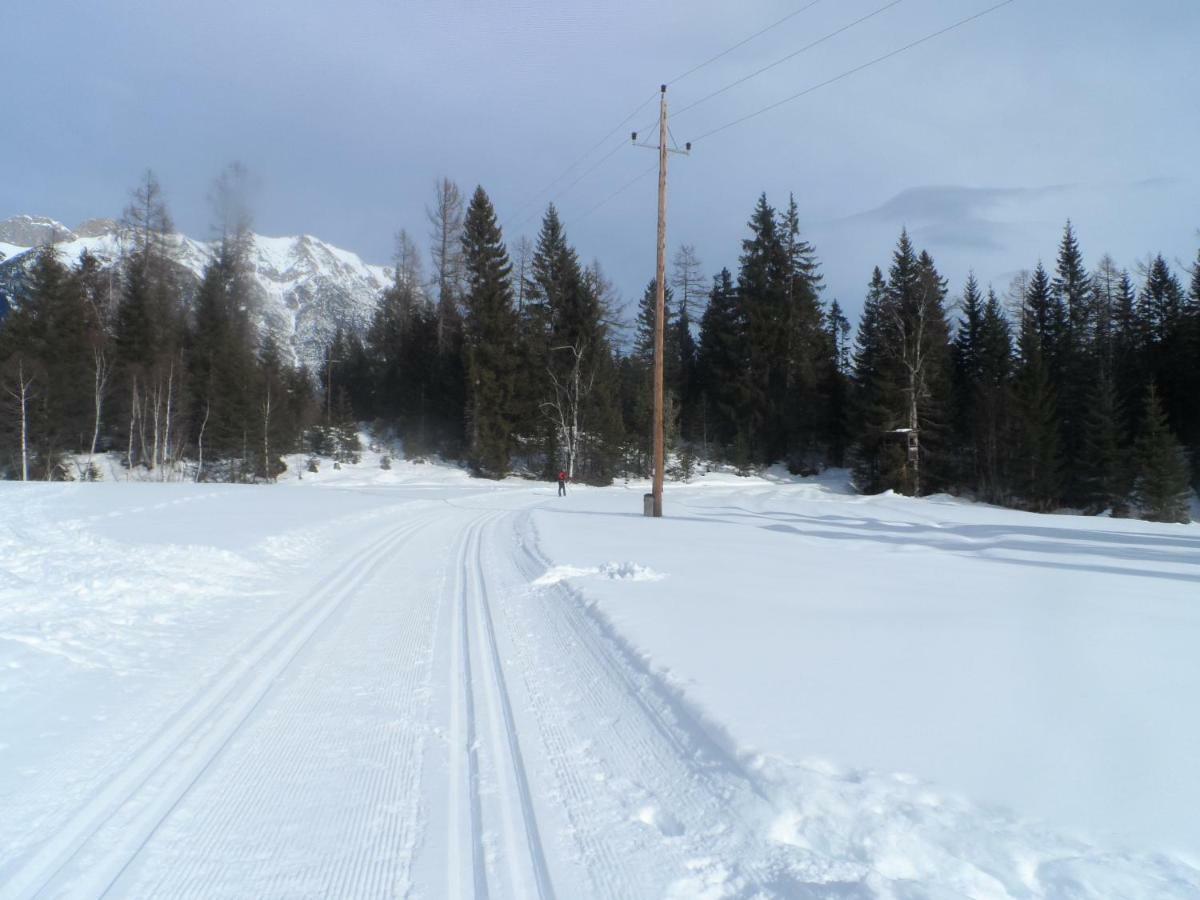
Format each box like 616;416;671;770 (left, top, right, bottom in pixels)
529;473;1200;867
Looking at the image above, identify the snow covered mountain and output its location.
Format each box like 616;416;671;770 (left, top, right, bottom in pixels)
0;215;394;368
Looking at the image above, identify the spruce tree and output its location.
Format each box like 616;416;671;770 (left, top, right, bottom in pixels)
738;194;789;463
974;288;1013;502
696;268;748;455
1132;385;1191;523
460;186;519;478
630;279;680;474
779;194;828;468
1077;370;1128;515
186;235;258;480
1012;296;1061;510
1138;255;1190;457
851;267;904;493
825;299;852;467
1186;248;1200;484
952;273;985;487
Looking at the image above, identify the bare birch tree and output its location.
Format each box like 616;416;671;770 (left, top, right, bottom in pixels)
886;287;935;496
540;342;595;479
2;357;38;481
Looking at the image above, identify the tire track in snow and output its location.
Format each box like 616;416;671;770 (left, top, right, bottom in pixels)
2;511;435;900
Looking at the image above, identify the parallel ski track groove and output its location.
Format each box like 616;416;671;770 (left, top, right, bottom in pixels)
505;507;778;894
448;514;488;900
3;509;434;900
131;504;441;898
470;513;556;900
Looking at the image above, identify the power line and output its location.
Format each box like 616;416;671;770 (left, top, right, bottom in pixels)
574;162;658;224
667;0;825;86
673;0;905;120
506;0;831;232
509;138;630;232
503;92;658;231
688;0;1017;144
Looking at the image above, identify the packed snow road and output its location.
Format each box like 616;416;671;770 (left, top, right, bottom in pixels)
1;459;1198;898
0;480;789;898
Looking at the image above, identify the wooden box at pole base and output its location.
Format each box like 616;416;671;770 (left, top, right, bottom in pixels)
643;493;656;517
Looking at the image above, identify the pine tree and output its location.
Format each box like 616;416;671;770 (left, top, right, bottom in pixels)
630;278;680;474
1077;370;1128;515
824;299;852;467
256;336;294;480
851;267;902;492
1012;294;1061;510
1138;255;1190;459
779;194;828;468
855;233;951;495
738;194;789;463
186;234;258;481
974;288;1013;502
520;205;613;481
696;268;749;455
0;249;59;477
1132;385;1191;523
460;186;519;478
1111;267;1145;441
675;299;698;443
952;273;985;487
1186;248;1200;484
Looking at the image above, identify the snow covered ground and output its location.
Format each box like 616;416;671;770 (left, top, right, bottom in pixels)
1;456;1197;898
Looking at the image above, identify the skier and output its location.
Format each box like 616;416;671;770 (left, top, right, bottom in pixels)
557;470;567;497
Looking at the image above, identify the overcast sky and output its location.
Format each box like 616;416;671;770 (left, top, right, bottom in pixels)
5;0;1199;324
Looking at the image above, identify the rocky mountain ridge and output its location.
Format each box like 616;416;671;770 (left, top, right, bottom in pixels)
0;215;394;368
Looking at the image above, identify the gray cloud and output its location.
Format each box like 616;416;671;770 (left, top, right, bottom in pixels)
2;0;1198;324
838;184;1074;251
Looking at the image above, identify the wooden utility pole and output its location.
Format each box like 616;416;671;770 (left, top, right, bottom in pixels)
634;85;689;518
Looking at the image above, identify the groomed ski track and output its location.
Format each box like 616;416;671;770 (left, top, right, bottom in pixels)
2;488;786;900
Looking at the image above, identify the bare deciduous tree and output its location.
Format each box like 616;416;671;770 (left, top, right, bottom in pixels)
2;358;38;481
426;178;465;351
671;244;705;321
885;287;936;496
540;342;596;479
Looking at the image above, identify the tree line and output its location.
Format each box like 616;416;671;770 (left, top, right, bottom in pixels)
0;172;1195;522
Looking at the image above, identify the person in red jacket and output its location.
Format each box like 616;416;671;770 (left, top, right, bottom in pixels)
557;470;567;496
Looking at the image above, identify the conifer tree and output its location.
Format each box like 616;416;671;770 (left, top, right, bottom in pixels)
186;233;258;481
851;267;903;492
521;205;613;481
1186;248;1200;483
696;268;748;454
856;233;951;495
675;298;698;443
460;186;519;478
779;194;828;467
738;194;789;463
1132;385;1191;523
1138;255;1190;450
952;273;985;486
824;299;852;467
1012;293;1061;510
974;289;1013;502
1077;370;1128;515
